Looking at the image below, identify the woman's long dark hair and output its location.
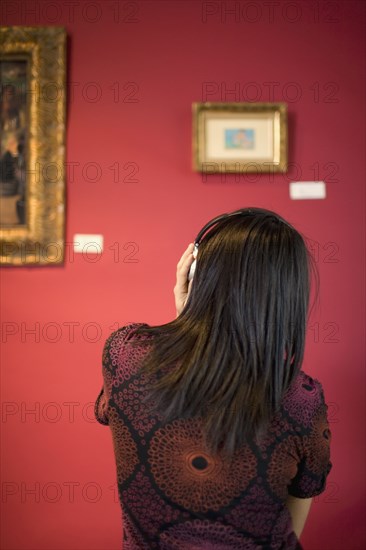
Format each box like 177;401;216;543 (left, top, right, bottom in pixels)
130;207;319;457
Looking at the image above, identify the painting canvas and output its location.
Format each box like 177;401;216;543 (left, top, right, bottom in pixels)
225;129;255;150
0;59;28;225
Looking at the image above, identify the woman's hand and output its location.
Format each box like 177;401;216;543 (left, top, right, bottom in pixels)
174;243;195;317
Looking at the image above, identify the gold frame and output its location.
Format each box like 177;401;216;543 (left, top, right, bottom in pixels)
0;26;66;265
192;102;287;173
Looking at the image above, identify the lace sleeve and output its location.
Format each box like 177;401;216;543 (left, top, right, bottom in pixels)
94;323;146;425
288;382;333;498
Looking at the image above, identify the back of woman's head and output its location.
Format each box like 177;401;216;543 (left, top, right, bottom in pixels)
186;208;311;364
133;207;318;457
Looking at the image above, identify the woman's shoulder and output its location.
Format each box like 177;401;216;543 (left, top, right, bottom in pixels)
103;322;149;355
294;369;326;395
281;369;328;426
101;322;151;374
110;321;148;338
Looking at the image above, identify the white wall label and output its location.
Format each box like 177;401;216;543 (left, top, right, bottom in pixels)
290;181;326;200
73;234;104;253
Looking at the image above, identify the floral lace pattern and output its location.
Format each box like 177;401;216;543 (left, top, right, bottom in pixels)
95;323;332;549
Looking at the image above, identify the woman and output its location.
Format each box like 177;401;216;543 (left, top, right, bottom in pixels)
95;207;333;549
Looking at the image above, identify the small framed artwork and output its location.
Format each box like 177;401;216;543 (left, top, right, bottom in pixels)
192;102;288;173
0;26;66;265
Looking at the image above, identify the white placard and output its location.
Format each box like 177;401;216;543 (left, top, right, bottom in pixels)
73;234;104;253
290;182;326;200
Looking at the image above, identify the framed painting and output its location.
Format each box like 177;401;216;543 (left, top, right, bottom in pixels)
192;102;288;173
0;26;66;265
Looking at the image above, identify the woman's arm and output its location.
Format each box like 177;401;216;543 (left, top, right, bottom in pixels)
285;495;313;539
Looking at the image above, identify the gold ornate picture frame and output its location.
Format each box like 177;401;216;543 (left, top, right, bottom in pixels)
192;102;287;174
0;26;66;265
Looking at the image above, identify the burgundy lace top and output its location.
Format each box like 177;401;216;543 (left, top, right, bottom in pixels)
95;323;332;549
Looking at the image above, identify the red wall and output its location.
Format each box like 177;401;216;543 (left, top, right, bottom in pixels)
1;1;365;549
